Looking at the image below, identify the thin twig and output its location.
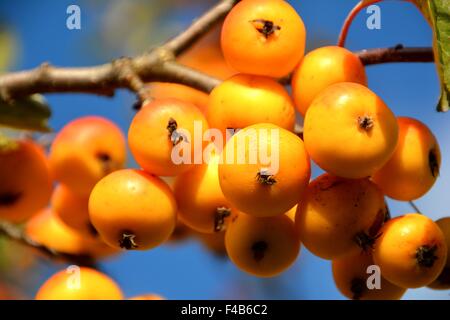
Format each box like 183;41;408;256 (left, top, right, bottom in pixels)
408;201;423;214
356;45;434;65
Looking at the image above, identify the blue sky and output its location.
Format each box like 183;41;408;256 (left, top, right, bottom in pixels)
1;0;449;299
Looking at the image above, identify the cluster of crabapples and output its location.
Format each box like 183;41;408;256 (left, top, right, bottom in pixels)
0;0;449;300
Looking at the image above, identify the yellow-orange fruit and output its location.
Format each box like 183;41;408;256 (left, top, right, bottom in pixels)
0;139;52;222
225;210;300;277
372;117;441;201
296;173;387;260
26;208;118;259
291;46;367;116
128;98;209;176
35;267;123;300
303;82;398;179
51;184;95;237
207;74;296;137
221;0;306;77
89;169;177;250
129;294;165;300
49;116;126;196
428;217;450;289
218;123;310;217
332;251;406;300
174;152;232;233
373;213;447;288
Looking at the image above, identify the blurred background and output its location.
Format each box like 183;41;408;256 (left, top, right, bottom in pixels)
0;0;448;300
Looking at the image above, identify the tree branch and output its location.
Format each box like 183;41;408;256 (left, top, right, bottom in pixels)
357;45;434;65
0;0;237;101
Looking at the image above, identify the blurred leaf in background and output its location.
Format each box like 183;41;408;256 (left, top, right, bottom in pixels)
0;24;18;72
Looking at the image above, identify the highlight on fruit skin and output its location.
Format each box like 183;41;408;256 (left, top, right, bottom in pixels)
296;173;387;260
225;209;300;277
428;217;450;290
48;116;126;196
291;45;367;116
372;117;441;201
218;123;311;218
373;213;447;289
0;139;52;223
88;169;177;251
35;267;123;300
303;82;398;179
332;251;406;300
221;0;306;78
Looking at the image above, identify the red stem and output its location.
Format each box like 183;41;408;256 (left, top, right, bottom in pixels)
337;0;383;47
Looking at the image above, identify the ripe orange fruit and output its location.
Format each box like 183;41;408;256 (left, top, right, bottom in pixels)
174;152;232;234
303;82;398;179
35;267;123;300
428;217;450;290
225;210;300;277
372;117;441;201
221;0;306;77
332;251;406;300
0;139;52;222
373;213;447;288
128;98;209;176
49;116;126;196
51;184;95;237
296;173;387;260
167;219;192;243
26;208;118;259
196;231;227;258
218;123;310;217
291;46;367;116
207;74;296;137
89;169;177;250
129;294;165;300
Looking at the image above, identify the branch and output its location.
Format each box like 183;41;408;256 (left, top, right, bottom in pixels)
356;45;434;65
0;221;96;267
0;0;237;101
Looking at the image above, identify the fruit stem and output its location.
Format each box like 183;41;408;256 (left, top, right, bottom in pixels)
250;19;281;39
408;201;423;215
354;231;380;251
350;278;365;300
416;245;438;268
256;169;277;186
214;207;231;232
429;148;440;178
0;192;22;206
167;118;184;146
358;115;374;131
119;232;138;250
251;241;268;262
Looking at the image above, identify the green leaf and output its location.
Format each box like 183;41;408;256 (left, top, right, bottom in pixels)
414;0;450;112
0;94;52;132
0;25;17;72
